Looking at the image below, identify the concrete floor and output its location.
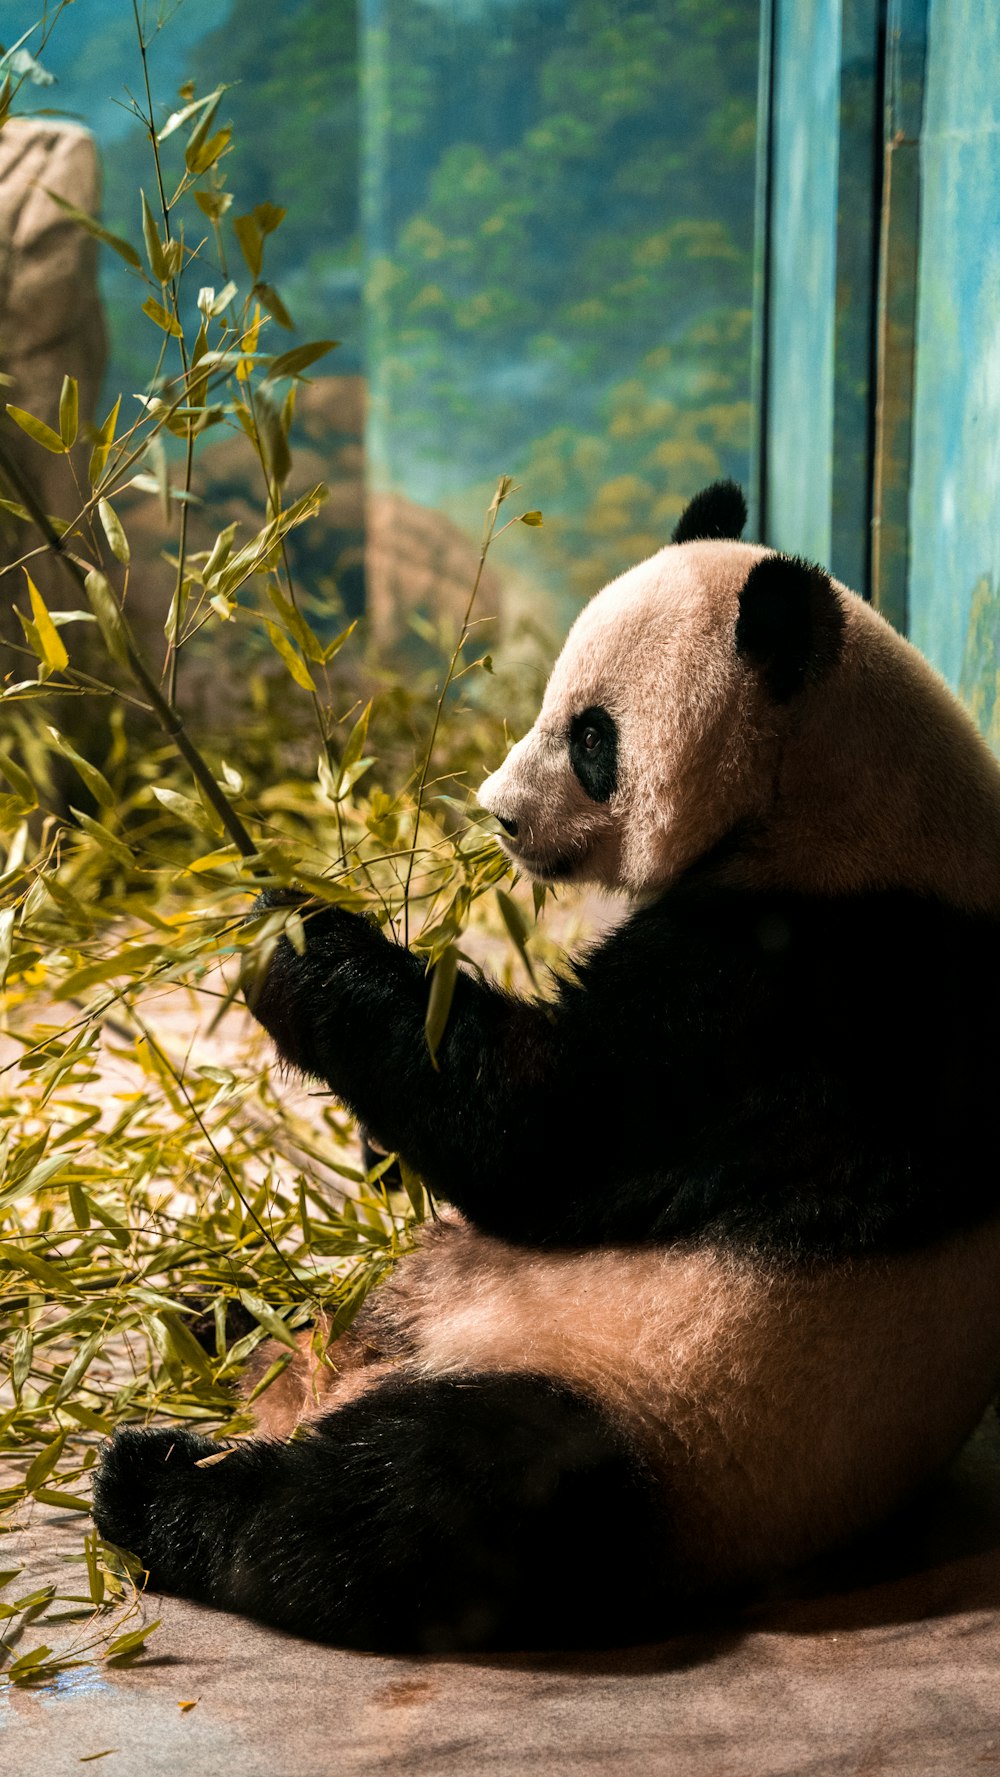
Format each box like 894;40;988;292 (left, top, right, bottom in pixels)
4;1414;1000;1776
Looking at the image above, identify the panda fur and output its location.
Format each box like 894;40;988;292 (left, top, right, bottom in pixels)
92;482;1000;1652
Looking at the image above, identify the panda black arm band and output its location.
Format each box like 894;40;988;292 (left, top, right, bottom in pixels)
248;884;1000;1255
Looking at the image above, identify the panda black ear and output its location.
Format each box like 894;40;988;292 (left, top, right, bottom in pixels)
735;555;843;702
671;480;747;545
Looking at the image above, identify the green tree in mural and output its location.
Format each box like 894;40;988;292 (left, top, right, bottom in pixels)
188;0;358;276
369;0;758;585
98;0;361;389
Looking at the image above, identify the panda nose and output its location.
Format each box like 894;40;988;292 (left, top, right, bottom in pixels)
496;814;519;838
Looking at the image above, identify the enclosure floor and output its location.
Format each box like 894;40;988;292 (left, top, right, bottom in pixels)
4;1411;1000;1776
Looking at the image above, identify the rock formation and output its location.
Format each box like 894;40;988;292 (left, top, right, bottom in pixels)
0;120;105;657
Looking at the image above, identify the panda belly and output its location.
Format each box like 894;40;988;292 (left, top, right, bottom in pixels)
367;1213;1000;1589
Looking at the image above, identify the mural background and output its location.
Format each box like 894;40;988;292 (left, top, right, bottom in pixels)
4;0;760;637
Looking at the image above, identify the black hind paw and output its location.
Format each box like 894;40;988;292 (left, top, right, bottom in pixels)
91;1426;217;1571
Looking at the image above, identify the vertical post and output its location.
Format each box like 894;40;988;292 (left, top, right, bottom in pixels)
829;0;886;599
749;0;777;545
869;0;928;631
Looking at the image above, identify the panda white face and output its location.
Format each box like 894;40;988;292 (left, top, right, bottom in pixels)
479;537;770;894
481;481;1000;911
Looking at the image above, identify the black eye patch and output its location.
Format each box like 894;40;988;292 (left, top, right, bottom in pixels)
568;706;619;803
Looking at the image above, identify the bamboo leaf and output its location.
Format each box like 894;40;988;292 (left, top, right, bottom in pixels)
141;191;171;282
8;1646;55;1681
496;888;537;986
195;188;233;221
338;701;371;778
142;296;183;338
266;586;325;664
44;189;142;269
53;1331;105;1404
153;785;214;828
6;404;64;454
263;621;316;691
0;749;36;805
88;395;121;487
70;808;134;868
237;1291;300;1350
254;202;286;237
68;1181;92;1229
233;212;263;281
54;943;163;999
255;281;294;330
197;281;237;320
0;1241;71;1292
105;1620;161;1662
158;86;224;142
46;726;115;808
83;1532;105;1607
157;1311;215;1381
0;906;14;989
187;127;231;177
266;340;339;381
24;572;69;672
58;375;78;449
97;499;130;565
11;1326;32;1396
182;88;224;163
244;1351;293;1402
320;619;357;665
84;569;130;670
34;1487;90;1512
424;944;459;1068
24;1433;66;1491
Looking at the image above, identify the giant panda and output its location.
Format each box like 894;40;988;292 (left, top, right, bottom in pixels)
92;481;1000;1653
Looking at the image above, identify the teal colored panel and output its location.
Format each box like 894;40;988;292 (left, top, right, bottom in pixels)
766;0;842;567
908;0;1000;737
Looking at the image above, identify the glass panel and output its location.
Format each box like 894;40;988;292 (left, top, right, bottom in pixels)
908;0;1000;742
5;1;761;644
361;0;760;638
2;1;363;393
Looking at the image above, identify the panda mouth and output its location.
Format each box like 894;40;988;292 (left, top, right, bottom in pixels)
500;839;584;882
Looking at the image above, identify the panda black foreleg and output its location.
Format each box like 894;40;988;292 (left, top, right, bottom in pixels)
248;897;580;1208
91;1372;668;1651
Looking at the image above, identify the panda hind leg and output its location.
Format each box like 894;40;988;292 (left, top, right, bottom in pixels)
91;1371;670;1652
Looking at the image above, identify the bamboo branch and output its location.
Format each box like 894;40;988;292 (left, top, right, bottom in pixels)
0;427;259;863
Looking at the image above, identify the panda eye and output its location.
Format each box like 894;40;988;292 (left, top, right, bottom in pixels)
568;705;618;803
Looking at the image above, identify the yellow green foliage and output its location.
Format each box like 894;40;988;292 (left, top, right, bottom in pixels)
0;20;553;1685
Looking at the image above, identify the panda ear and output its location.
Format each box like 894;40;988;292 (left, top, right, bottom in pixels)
735;555;843;702
671;480;747;545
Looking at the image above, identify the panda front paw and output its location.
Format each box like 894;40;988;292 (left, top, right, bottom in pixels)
245;891;398;1079
91;1425;217;1576
250;889;385;954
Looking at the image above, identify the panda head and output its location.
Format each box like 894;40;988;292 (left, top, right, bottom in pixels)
479;480;1000;909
